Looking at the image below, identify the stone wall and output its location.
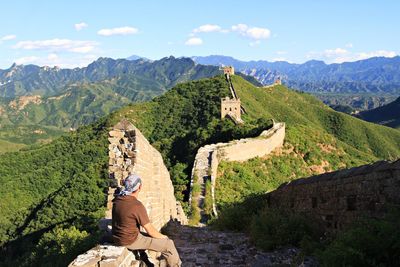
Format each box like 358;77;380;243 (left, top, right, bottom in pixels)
69;120;187;267
221;96;241;121
189;122;286;218
107;120;187;228
266;159;400;231
218;122;285;162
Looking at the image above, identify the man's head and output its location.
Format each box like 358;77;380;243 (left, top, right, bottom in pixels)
121;174;142;195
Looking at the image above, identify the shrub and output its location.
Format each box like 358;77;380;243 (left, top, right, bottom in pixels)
317;208;400;266
249;209;322;250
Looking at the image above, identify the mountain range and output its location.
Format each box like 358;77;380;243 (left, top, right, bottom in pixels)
0;57;223;150
0;56;219;98
1;55;399;154
192;55;400;95
357;96;400;129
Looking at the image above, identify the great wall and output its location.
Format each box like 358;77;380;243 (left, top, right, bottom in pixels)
189;122;285;223
69;68;400;266
69;120;187;267
69;120;295;267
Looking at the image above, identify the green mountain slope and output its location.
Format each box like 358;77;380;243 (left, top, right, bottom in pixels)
1;75;399;266
357;96;400;129
0;58;222;151
0;57;220;98
214;76;400;208
0;121;109;266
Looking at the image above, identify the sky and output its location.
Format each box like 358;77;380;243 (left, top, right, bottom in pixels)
0;0;399;69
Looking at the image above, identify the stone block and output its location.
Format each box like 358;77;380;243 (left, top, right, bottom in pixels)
109;130;125;138
108;137;121;144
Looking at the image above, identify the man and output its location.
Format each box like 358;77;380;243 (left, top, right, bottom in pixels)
112;174;181;267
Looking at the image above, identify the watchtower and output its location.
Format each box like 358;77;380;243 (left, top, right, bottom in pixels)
222;66;234;76
221;97;241;120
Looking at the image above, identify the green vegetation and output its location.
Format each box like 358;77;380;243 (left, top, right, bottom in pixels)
211;76;400;265
0;139;26;153
203;180;214;217
314;92;397;112
0;120;109;266
0;56;221;147
108;76;270;203
317;208;400;266
1;74;399;265
357;96;400;129
188;174;201;225
215;77;399;207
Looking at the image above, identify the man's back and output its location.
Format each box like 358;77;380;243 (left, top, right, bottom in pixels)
112;195;150;245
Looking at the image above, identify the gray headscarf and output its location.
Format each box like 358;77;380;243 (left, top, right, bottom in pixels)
119;174;142;196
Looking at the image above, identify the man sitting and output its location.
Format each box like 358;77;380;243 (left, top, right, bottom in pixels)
112;174;181;267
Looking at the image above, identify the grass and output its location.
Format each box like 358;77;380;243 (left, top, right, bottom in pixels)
0;139;26;153
203;180;214;218
188;174;201;225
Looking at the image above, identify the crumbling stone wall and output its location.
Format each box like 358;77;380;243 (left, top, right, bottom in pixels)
107;120;187;228
266;160;400;231
69;120;187;267
218;122;285;162
189;122;286;217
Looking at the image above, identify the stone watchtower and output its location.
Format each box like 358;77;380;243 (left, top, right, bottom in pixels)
222;66;235;76
221;97;241;120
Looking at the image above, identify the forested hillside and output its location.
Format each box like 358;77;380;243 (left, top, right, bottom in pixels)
0;57;221;152
357;96;400;129
0;57;220;98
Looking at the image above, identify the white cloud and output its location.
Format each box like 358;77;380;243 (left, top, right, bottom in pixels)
272;57;288;62
1;35;16;41
15;53;99;68
13;38;98;53
345;43;353;48
15;56;40;65
307;47;398;63
185;37;203;46
276;51;288;55
74;22;88;31
193;24;222;33
97;26;138;36
324;48;349;57
47;53;59;61
231;24;271;40
356;50;397;60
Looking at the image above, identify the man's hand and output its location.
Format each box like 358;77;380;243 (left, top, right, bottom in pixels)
143;223;168;239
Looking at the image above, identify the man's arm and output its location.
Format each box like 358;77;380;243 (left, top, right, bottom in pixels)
143;223;168;239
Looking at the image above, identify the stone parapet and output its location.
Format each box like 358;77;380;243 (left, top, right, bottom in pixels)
189;122;286;218
70;120;187;267
266;159;400;231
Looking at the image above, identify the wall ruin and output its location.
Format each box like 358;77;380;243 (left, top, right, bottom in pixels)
189;122;286;217
266;159;400;231
69;120;187;267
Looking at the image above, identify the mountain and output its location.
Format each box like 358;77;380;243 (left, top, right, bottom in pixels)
192;55;400;95
1;75;400;266
0;57;223;151
126;55;150;61
0;56;220;98
357;97;400;129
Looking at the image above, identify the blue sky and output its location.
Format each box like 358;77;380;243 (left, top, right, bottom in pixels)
0;0;399;68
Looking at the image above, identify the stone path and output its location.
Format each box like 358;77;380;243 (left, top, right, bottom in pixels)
192;145;215;225
163;221;317;267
